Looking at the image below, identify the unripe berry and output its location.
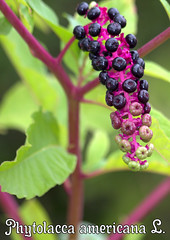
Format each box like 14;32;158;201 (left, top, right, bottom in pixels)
147;143;154;157
135;147;148;160
128;161;140;171
140;161;149;170
142;114;152;127
115;135;122;145
119;139;131;152
110;112;122;129
139;125;153;142
129;102;143;116
122;155;131;164
121;120;136;135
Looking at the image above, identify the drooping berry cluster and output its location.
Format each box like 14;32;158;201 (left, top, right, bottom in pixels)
73;2;154;171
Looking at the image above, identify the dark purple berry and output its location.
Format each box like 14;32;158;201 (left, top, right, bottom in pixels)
92;56;108;71
122;79;137;93
73;25;86;40
110;112;122;129
106;78;119;91
131;64;144;78
89;23;101;37
138;90;149;103
114;14;126;28
77;2;89;15
112;57;127;71
121;120;136;135
89;52;98;60
78;38;91;51
108;8;119;20
140;79;148;91
99;71;108;85
87;7;101;20
88;40;100;54
102;51;112;57
125;34;137;48
105;38;119;52
134;58;145;69
144;102;151;114
130;50;139;62
105;91;114;106
113;94;126;109
107;22;121;36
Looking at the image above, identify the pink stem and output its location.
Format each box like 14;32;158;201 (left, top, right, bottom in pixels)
56;36;75;63
78;77;99;97
108;177;170;240
0;187;34;240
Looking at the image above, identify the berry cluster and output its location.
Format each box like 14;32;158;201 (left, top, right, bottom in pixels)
73;2;154;171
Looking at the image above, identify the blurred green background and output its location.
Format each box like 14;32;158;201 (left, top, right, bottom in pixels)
0;0;169;239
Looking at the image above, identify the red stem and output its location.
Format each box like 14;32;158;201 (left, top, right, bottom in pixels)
108;177;170;240
0;187;34;240
67;97;84;240
56;36;75;63
138;27;170;57
78;77;99;97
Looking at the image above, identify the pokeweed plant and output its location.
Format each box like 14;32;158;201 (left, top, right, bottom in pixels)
0;0;169;240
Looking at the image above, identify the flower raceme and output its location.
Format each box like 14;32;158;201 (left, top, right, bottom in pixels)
73;2;154;171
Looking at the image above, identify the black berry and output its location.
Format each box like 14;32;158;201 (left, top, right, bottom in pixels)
130;50;139;62
107;22;121;36
131;64;144;78
108;8;119;20
138;90;149;103
89;23;101;37
125;34;137;48
114;14;126;28
105;91;114;106
92;56;108;71
113;94;126;109
144;102;151;114
106;78;119;91
134;58;145;69
73;25;86;40
78;38;91;51
99;71;108;85
140;79;148;91
77;2;89;16
88;40;100;54
122;79;137;93
89;52;98;60
102;51;112;57
112;57;127;71
105;38;119;52
87;7;101;20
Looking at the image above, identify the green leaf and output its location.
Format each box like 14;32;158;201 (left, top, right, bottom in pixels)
25;0;58;25
0;110;76;199
159;0;170;20
0;13;12;35
145;61;170;83
19;4;34;32
0;82;38;131
83;131;110;172
20;199;58;240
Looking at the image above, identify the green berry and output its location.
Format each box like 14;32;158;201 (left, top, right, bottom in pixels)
122;155;131;164
142;114;152;127
128;161;140;171
110;112;122;129
140;161;149;170
115;135;122;145
139;125;153;142
147;143;154;157
129;102;143;116
119;139;131;152
135;146;148;160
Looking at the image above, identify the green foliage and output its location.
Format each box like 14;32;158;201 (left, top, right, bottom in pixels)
0;13;11;35
0;110;76;199
145;61;170;83
19;4;34;32
159;0;170;20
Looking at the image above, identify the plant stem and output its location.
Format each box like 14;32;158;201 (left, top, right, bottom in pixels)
56;36;75;63
0;187;34;240
108;177;170;240
138;27;170;57
67;97;84;240
78;77;99;97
